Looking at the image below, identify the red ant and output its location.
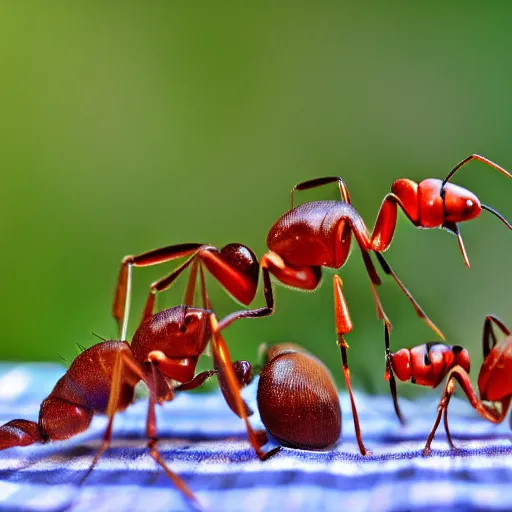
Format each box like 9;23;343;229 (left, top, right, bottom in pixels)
422;315;512;455
258;154;511;453
0;269;278;510
257;343;341;451
390;336;471;389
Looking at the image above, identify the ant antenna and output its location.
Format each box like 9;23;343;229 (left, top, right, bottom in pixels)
481;204;512;230
91;332;107;341
441;154;512;194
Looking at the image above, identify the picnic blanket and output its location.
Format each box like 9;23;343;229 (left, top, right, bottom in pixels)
0;363;510;512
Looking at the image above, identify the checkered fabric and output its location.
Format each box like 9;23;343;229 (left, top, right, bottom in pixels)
0;363;510;512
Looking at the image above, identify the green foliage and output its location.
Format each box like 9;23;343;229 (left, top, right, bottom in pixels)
0;3;510;395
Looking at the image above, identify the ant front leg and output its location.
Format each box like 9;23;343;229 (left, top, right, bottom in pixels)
333;275;369;456
209;314;280;461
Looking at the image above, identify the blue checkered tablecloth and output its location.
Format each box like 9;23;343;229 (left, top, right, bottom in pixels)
0;362;510;512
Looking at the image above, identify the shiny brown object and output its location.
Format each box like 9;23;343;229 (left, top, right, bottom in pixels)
423;315;512;455
257;344;341;450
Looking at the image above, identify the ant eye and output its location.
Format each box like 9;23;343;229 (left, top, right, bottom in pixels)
466;200;474;208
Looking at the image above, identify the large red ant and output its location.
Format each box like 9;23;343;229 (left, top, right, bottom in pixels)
257;343;341;451
259;154;511;453
0;269;278;510
422;315;512;455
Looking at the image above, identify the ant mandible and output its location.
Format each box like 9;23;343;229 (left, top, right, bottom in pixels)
257;343;341;451
259;154;512;453
0;270;278;511
422;315;512;456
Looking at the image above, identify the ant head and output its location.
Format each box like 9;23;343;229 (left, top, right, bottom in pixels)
390;348;412;382
452;345;471;374
442;182;482;223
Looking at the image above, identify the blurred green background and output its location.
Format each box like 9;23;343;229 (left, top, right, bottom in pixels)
0;3;510;397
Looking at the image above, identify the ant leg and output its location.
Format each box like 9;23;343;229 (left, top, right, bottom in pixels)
198;263;211;310
113;243;203;337
83;346;148;481
140;254;199;327
383;326;405;425
217;267;275;331
483;315;511;358
423;366;508;456
333;275;369;455
443;393;456;450
374;252;445;340
145;365;203;511
359;249;388;322
183;259;200;306
370;193;417;252
209;314;280;460
335;210;444;339
357;248;405;424
423;378;456;456
290;176;351;208
175;370;216;391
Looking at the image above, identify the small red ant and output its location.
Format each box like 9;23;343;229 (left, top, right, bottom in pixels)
390;341;470;389
257;343;341;451
259;154;511;453
422;315;512;455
